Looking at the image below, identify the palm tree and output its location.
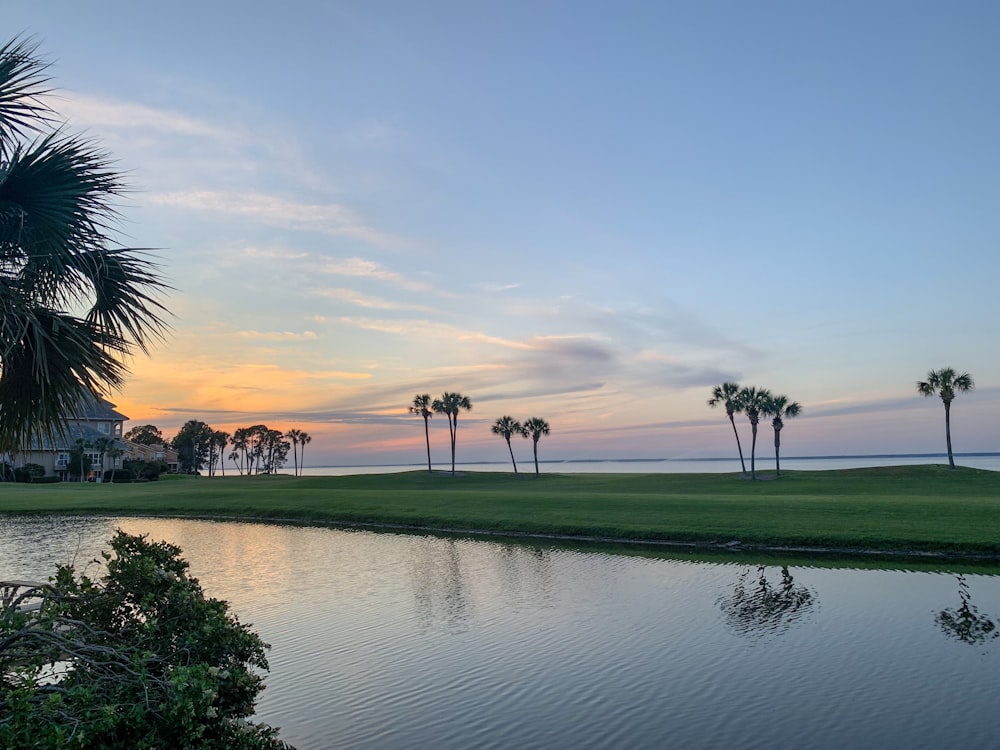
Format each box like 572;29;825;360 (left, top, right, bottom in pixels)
917;368;974;469
736;386;772;480
492;416;524;474
409;395;433;472
708;382;747;474
762;394;802;477
298;431;311;475
0;37;169;453
522;417;550;477
432;392;472;476
212;430;230;476
285;428;303;476
92;435;115;481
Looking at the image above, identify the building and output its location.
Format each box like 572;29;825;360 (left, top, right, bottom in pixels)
15;396;178;480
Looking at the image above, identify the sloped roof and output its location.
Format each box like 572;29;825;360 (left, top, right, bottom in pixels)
68;395;129;422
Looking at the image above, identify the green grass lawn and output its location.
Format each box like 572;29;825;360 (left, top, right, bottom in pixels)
2;465;998;558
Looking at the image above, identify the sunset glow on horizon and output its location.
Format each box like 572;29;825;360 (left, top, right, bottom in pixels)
11;1;998;467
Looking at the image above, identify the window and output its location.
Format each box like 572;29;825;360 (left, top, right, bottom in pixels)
56;453;70;467
98;422;110;434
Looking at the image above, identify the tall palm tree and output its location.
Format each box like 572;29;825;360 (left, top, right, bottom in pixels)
522;417;550;477
409;394;433;472
432;392;472;476
298;431;311;475
736;386;772;480
285;428;302;476
708;382;747;474
212;430;230;476
917;368;974;469
762;394;802;477
0;37;169;453
492;416;524;474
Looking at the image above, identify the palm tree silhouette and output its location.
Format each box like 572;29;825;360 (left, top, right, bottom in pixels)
522;417;550;477
492;416;524;474
736;386;772;480
0;37;169;452
763;394;801;477
285;428;303;476
708;382;747;474
409;395;434;472
916;368;974;469
433;393;472;475
297;431;311;475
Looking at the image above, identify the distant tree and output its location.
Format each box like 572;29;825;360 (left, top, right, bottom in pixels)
230;427;250;475
259;428;289;474
0;37;169;455
433;392;472;476
736;387;772;480
916;367;975;469
209;430;230;477
522;417;550;477
409;394;434;472
171;420;214;474
285;428;303;476
123;424;164;446
492;416;525;474
298;431;311;474
762;394;802;477
708;382;747;474
67;439;93;482
0;531;292;748
91;436;116;480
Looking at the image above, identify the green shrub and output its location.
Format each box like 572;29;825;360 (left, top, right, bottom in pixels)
0;532;293;749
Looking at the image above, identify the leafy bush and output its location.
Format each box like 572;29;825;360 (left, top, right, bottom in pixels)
0;532;294;749
12;463;46;483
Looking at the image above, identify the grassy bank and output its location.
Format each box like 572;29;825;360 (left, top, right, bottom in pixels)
1;465;998;558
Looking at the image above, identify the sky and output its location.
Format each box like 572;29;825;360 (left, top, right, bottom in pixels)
7;1;999;466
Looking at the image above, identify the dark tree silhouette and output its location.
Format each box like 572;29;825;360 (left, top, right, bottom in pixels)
708;382;747;474
917;367;974;469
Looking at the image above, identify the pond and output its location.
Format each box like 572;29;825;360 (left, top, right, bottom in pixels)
2;515;998;749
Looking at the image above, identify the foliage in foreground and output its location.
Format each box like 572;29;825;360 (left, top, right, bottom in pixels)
0;532;292;749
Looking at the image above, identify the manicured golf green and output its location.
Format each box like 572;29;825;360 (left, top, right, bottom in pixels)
2;465;998;557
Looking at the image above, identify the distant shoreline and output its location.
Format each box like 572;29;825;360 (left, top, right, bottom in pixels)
306;452;1000;471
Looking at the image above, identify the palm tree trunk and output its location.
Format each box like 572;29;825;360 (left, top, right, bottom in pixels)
533;439;539;477
423;416;432;472
774;426;782;477
750;423;758;480
506;437;518;474
944;399;955;469
450;415;457;476
729;413;747;473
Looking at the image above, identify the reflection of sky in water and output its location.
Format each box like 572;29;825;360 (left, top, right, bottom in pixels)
2;516;998;750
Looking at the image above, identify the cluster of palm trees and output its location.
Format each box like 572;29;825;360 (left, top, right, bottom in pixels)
409;393;472;475
708;383;801;479
491;416;551;477
409;393;551;477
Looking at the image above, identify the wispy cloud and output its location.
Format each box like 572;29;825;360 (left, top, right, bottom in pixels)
236;330;320;341
60;94;227;137
150;191;401;248
321;257;431;290
314;287;436;312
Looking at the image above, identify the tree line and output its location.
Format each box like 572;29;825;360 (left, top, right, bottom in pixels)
127;422;312;477
410;393;551;477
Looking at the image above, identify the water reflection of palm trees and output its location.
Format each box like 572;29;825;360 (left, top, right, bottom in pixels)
936;575;999;646
719;565;816;639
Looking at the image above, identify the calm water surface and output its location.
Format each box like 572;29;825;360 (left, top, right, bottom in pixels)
2;516;998;749
300;453;1000;476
